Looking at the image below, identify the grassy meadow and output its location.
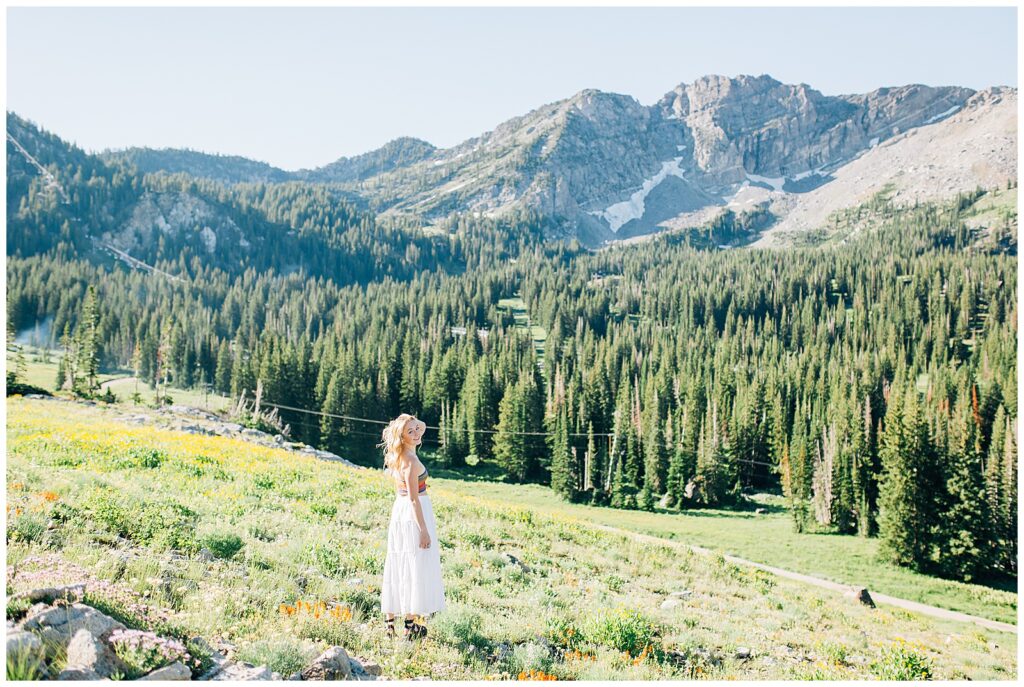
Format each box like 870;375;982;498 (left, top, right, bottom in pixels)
5;396;1016;680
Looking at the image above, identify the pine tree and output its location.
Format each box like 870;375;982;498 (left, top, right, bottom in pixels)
494;380;528;482
549;403;573;499
877;386;935;570
936;397;993;580
78;285;101;393
214;340;233;394
319;372;345;453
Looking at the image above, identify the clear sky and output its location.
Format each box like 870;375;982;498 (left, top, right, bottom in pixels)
6;5;1017;170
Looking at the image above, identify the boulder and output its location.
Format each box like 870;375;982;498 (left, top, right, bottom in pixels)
18;583;87;605
301;646;352;680
7;630;45;673
735;647;751;660
660;598;683;610
669;589;693;598
65;628;129;678
845;587;876;608
56;666;101;680
211;661;274;680
754;507;767;515
359;660;382;676
20;602;126;643
138;661;192;680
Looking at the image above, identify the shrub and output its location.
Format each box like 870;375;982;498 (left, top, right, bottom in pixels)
7;512;48;545
113;447;166;470
81;488;198;553
295;614;359;648
870;641;934;680
235;637;319;676
311;544;343;577
6;593;31;621
603;573;625;593
6;643;46;680
506;641;553;675
310;501;337;519
108;629;198;679
543;614;587;651
201;532;244;559
432;607;491;653
587;608;663;659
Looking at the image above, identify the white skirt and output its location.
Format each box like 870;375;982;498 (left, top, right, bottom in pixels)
380;492;447;616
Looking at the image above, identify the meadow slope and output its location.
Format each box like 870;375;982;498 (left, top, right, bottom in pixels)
5;397;1016;680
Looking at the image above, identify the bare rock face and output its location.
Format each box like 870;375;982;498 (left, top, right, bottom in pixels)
346;73;989;247
64;628;130;678
301;646;353;680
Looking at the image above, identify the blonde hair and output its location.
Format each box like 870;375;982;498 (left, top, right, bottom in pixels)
378;413;417;478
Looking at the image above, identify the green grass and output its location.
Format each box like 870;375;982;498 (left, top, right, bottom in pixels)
6;348;230;412
448;479;1016;626
5;397;1017;680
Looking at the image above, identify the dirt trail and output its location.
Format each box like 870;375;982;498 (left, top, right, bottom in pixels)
585;521;1017;635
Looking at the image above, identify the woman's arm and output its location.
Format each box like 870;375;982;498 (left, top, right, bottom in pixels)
402;462;430;546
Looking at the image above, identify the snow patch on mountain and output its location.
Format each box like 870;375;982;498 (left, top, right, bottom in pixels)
589;157;687;232
745;172;785;192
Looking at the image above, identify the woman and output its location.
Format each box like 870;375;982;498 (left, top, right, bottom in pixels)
378;414;447;640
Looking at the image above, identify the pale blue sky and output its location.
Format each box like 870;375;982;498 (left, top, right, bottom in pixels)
7;6;1017;170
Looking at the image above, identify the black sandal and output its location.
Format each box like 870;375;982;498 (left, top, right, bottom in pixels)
404;617;427;640
385;617;396;639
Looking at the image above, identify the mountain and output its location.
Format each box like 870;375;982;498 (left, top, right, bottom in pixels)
294;136;437;184
347;74;1005;247
101;147;293;184
17;73;1018;249
5;112;493;286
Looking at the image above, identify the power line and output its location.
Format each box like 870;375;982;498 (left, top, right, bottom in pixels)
262;400;615;438
262;399;784;472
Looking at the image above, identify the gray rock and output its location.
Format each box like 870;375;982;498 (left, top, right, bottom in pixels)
57;665;101;680
669;589;693;598
199;548;215;562
660;598;683;610
359;660;382;677
754;507;767;515
6;630;44;666
211;661;274;680
20;603;126;643
287;671;304;680
65;628;129;678
301;646;352;680
346;577;364;586
138;660;192;680
18;583;87;605
735;647;751;660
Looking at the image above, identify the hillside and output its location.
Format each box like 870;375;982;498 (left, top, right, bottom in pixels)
74;73;1014;247
5;396;1017;680
751;87;1017;247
